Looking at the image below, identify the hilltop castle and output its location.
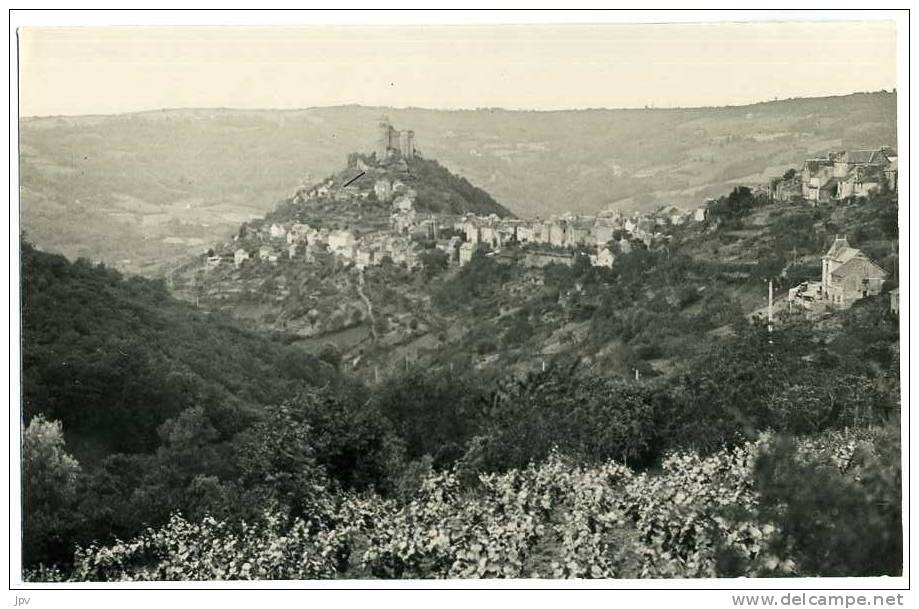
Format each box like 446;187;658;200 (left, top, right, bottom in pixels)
376;117;415;161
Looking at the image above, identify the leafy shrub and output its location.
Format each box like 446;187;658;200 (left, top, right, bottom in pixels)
22;415;82;568
35;430;899;581
371;369;489;467
462;366;658;473
729;426;901;577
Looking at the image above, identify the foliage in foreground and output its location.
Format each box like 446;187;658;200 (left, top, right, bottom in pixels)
31;426;900;581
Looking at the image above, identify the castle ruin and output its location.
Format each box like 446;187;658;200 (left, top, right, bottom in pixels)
376;117;415;161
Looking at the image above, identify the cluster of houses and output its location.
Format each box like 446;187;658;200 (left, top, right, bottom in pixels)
204;195;708;275
214;221;431;272
767;146;898;204
788;236;889;312
454;204;706;269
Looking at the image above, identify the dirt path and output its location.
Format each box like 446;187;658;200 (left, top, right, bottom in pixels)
355;268;378;342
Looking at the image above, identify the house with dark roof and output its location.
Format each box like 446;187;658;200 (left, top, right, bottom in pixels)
837;164;885;199
831;147;896;199
802;158;836;203
803;147;897;203
833;148;895;174
821;236;888;308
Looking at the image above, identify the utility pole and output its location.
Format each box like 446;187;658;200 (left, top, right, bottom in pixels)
768;279;774;333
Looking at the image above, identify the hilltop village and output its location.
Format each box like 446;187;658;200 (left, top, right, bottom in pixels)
203;118;710;276
198;119;898;319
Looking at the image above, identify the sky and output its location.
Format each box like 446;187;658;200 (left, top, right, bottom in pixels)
18;21;897;117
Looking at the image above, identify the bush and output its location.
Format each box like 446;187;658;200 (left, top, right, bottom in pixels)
371;369;489;467
747;426;901;576
462;366;659;473
22;415;82;568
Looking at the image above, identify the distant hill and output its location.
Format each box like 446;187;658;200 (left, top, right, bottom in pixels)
19;91;896;274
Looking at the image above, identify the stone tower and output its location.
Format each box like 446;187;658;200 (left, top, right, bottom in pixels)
377;117;396;160
376;117;415;161
399;130;415;159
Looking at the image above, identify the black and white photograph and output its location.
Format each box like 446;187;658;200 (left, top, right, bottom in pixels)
9;9;909;598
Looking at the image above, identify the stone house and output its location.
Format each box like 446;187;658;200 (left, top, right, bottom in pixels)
374;178;393;202
773;177;802;202
393;194;414;213
458;242;477;266
391;209;417;234
269;223;288;240
527;221;547;244
802;159;837;203
548;221;567;247
821;237;887;308
589;247;615;269
234;248;250;268
565;221;593;248
836;165;884;199
287;223;312;244
516;223;534;243
804;148;897;202
480;224;500;248
328;229;356;260
832;148;895;178
463;218;480;244
355;246;376;269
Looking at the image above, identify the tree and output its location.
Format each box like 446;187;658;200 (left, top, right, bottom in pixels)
22;415;82;568
278;388;404;493
373;369;487;467
420;248;449;279
461;367;659;473
233;402;333;519
317;343;342;371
